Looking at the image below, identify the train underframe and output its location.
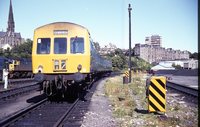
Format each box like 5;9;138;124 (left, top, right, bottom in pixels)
34;71;110;99
9;71;34;79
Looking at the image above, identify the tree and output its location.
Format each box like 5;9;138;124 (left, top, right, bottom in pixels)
172;63;182;69
0;39;33;58
93;42;101;52
0;48;3;56
189;52;198;60
11;39;33;58
131;57;152;71
3;48;12;58
107;48;128;71
114;48;123;55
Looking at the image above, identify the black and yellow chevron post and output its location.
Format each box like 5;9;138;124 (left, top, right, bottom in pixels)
123;71;129;84
148;76;166;112
125;71;129;78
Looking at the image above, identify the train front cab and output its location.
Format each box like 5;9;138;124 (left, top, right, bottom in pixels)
32;22;91;98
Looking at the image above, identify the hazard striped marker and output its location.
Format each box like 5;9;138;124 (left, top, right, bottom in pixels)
148;76;166;112
125;71;129;78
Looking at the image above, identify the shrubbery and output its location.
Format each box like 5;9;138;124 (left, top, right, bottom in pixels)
0;39;32;59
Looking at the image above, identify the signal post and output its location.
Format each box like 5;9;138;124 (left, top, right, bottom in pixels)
128;4;132;83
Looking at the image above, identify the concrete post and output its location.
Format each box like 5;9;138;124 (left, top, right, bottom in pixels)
3;69;9;89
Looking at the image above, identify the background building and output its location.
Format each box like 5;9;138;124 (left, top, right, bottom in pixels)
99;43;117;55
145;35;162;47
0;0;22;49
134;35;190;64
158;59;198;69
183;59;198;69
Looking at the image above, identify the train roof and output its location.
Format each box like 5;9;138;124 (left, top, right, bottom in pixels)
0;56;8;60
35;22;90;34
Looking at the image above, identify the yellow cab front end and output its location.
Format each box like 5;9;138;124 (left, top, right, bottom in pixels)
32;22;90;75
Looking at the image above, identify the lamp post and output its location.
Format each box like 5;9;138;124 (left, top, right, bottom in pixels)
128;4;132;83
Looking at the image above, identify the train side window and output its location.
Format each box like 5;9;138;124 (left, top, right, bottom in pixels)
54;38;67;54
70;37;84;54
37;38;50;54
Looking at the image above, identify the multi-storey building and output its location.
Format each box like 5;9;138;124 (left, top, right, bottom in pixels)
134;43;189;64
145;35;161;47
0;0;22;49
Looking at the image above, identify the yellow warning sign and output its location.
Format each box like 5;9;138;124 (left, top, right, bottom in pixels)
148;76;166;112
125;71;129;78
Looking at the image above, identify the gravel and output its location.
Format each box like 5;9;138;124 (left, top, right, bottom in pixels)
81;78;116;127
129;75;198;127
0;91;44;120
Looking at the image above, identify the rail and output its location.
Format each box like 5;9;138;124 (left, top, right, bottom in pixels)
167;81;198;97
0;98;48;127
0;83;40;100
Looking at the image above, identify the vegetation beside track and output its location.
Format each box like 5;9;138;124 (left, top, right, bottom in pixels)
104;73;198;127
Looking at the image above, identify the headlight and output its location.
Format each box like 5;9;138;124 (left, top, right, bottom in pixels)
38;65;43;73
54;60;59;70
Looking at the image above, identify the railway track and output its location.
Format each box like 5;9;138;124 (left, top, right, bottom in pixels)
56;81;97;127
0;78;34;86
0;79;40;101
0;78;100;127
0;94;79;127
167;81;198;97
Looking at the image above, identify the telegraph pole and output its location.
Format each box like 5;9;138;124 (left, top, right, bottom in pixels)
128;4;132;83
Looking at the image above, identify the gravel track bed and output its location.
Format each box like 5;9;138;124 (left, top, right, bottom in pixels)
0;91;44;120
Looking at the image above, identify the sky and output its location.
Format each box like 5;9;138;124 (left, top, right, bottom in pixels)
0;0;198;53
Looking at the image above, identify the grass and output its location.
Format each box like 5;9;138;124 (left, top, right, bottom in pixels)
104;76;136;118
104;73;146;118
104;73;198;127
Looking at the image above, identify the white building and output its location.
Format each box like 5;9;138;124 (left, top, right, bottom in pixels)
1;44;12;50
99;43;117;55
183;59;198;69
159;59;198;69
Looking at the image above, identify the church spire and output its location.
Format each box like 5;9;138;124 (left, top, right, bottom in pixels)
7;0;15;32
